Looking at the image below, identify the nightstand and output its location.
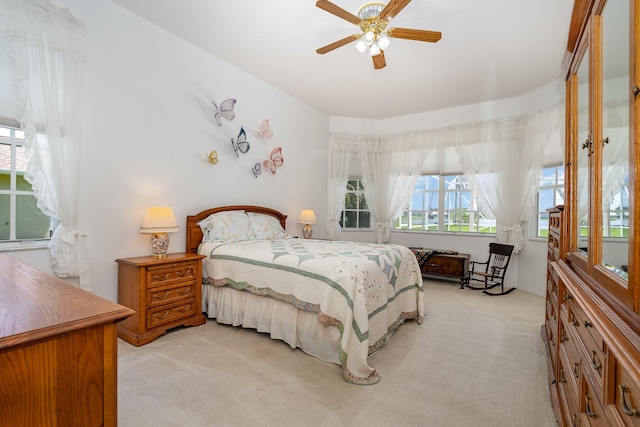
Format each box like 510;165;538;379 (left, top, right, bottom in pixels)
115;252;206;346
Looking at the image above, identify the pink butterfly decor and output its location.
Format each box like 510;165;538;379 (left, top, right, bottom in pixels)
258;119;273;138
263;146;283;174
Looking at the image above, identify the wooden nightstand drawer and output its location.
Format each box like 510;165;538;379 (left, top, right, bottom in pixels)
147;261;198;288
147;282;196;308
147;299;197;328
116;253;206;346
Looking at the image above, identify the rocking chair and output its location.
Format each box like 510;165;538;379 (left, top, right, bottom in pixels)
466;243;516;295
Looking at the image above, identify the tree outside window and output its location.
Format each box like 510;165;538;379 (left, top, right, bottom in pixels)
340;179;371;229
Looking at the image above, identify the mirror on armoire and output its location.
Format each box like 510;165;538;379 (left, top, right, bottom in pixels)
600;0;629;281
576;48;590;256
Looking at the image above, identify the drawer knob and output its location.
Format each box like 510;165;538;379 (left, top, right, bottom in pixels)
573;363;580;379
177;304;192;313
585;395;596;418
153;311;170;320
590;351;601;373
152;291;171;300
584;320;593;328
176;269;193;277
177;287;190;295
619;385;640;417
152;273;171;281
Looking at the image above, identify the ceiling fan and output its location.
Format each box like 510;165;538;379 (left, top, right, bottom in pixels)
315;0;441;70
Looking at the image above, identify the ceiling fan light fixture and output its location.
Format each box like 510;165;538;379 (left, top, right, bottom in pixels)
369;43;381;56
364;30;375;43
355;39;368;53
377;33;391;50
357;2;386;20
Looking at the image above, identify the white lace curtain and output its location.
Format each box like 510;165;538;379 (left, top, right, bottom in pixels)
329;103;564;250
456;106;563;252
1;0;90;289
602;100;629;210
361;148;426;243
327;142;352;240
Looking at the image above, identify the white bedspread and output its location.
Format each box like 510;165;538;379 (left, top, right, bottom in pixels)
199;238;424;384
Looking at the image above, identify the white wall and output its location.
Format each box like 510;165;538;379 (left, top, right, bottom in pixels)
7;0;329;301
6;0;566;300
330;80;565;297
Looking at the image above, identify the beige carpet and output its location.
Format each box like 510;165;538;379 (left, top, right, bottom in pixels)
117;279;557;427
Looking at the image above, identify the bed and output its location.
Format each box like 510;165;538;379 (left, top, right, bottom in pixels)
186;205;424;385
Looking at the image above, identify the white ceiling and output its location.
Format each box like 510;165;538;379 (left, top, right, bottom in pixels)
110;0;574;119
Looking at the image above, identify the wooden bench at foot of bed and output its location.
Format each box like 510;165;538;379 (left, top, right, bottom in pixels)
409;248;470;289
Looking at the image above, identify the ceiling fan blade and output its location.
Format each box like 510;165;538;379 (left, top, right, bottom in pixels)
379;0;411;21
316;34;359;54
316;0;361;25
372;51;386;69
388;27;441;43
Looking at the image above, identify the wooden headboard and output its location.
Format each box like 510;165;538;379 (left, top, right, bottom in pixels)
185;205;288;254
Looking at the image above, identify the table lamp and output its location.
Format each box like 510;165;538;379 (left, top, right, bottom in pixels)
298;209;318;239
140;206;179;258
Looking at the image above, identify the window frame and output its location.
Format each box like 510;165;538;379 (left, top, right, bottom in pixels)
0;124;53;250
394;174;496;234
340;178;372;230
535;164;565;239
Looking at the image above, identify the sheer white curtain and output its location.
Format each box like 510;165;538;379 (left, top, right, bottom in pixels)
328;104;563;247
361;147;426;243
1;0;90;289
327;136;353;240
601;100;629;208
455;107;561;252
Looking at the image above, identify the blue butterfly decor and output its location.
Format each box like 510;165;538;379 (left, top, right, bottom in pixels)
252;162;261;178
231;126;250;158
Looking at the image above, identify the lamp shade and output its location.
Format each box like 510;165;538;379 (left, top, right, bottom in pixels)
140;206;179;233
297;209;318;225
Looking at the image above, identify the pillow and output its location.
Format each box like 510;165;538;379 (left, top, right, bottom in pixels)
197;210;255;242
247;212;287;240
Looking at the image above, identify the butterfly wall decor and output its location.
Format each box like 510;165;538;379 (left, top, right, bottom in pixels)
212;98;236;126
263;146;283;174
231;126;250;158
207;150;218;165
252;162;262;177
258;119;273;139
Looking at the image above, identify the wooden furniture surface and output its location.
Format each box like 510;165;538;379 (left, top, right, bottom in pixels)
0;255;133;427
414;250;469;289
542;1;640;425
186;205;287;254
116;252;206;346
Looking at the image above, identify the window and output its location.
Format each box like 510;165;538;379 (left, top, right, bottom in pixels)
603;173;629;238
536;165;565;237
340;179;371;229
0;125;52;242
394;175;495;233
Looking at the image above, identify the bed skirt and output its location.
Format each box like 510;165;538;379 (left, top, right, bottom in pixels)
202;284;342;365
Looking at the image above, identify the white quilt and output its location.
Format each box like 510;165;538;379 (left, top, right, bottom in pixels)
199;238;424;384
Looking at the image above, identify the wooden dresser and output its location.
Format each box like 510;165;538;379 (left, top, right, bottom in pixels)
115;253;206;346
542;1;640;425
0;255;133;427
